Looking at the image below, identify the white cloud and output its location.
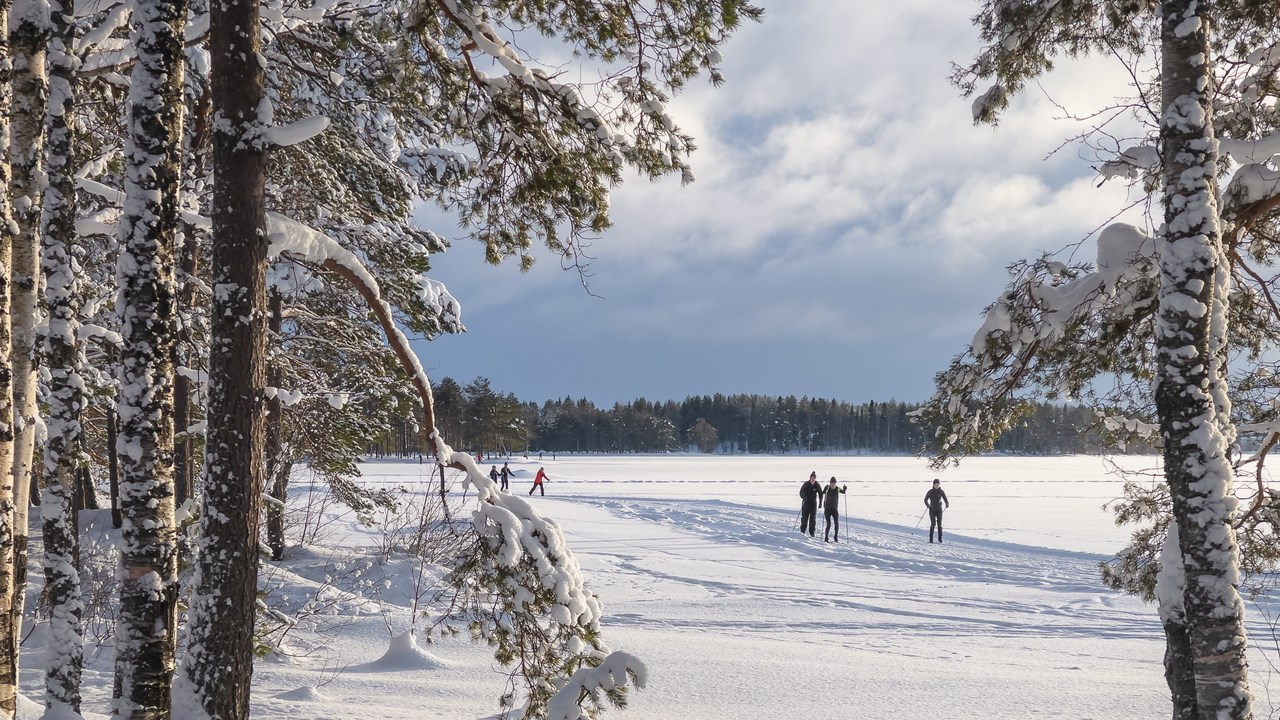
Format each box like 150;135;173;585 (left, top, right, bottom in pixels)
420;2;1161;403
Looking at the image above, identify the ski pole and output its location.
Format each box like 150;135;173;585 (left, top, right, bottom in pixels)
843;492;848;543
914;508;927;532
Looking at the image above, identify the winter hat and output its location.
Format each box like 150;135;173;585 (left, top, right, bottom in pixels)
829;477;837;483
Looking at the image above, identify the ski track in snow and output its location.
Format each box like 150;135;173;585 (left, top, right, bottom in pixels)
563;496;1160;643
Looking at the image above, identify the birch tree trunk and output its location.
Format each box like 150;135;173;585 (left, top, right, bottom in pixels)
1156;1;1252;717
8;0;50;650
176;0;268;710
38;0;83;709
112;0;187;713
0;2;19;715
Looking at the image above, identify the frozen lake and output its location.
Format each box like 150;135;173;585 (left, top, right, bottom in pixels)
146;453;1278;720
368;453;1164;554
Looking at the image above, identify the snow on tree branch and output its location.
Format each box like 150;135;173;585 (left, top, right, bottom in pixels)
265;211;642;716
920;223;1159;465
1220;131;1280;165
547;651;648;720
262;115;330;147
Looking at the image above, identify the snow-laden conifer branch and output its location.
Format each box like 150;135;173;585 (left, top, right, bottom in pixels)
919;223;1159;465
266;212;643;716
443;449;647;718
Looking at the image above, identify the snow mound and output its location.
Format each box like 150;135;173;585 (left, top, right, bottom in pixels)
349;630;447;672
15;694;48;720
275;686;326;702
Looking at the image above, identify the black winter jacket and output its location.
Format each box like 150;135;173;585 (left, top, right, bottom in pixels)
924;487;949;512
799;480;821;506
821;484;846;513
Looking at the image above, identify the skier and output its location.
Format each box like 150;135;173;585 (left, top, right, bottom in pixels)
499;462;515;491
529;466;550;496
799;471;821;537
924;478;950;543
821;477;847;543
489;465;499;489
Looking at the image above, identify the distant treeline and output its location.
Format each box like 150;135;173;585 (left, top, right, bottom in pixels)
368;377;1117;457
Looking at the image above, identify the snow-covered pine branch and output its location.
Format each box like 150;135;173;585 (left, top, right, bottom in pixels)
919;223;1158;466
266;211;641;716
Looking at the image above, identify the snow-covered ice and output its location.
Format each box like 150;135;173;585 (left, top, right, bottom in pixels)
19;454;1280;719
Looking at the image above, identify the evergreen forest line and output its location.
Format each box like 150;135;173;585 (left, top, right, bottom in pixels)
369;377;1124;457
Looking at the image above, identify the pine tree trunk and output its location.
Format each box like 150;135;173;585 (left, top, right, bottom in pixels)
173;63;209;511
171;236;196;508
172;230;200;509
1164;620;1197;720
1156;1;1252;717
8;0;50;653
38;2;84;709
107;403;120;528
0;3;19;714
75;462;97;511
111;0;187;713
265;290;287;561
177;0;268;710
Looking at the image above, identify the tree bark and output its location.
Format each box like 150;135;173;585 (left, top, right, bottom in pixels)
107;404;120;529
111;0;187;713
0;1;20;714
265;290;286;561
38;0;84;708
1156;1;1252;717
8;0;50;652
172;231;198;508
1164;619;1198;720
177;0;268;711
174;59;209;511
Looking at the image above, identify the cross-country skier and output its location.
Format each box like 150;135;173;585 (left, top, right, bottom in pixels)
821;477;847;543
924;478;950;543
529;467;550;496
799;472;821;537
499;462;515;491
489;465;500;489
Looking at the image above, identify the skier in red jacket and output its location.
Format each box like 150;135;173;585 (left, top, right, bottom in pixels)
529;467;550;496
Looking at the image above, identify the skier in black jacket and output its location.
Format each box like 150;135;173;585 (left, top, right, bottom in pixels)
821;477;847;543
799;472;821;537
498;462;516;491
924;478;950;543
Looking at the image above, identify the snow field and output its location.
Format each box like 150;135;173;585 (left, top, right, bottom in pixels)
16;454;1280;719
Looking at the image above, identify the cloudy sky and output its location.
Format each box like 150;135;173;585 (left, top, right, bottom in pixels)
416;0;1147;407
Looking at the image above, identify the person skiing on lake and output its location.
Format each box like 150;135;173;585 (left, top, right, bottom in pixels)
799;471;821;537
821;477;847;543
924;478;950;543
529;467;549;496
499;462;515;491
